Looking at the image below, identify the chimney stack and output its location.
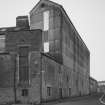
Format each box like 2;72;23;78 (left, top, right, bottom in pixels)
16;16;30;29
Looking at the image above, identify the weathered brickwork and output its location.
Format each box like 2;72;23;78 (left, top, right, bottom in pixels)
0;53;15;103
30;2;62;63
16;52;41;104
41;54;60;101
41;54;72;101
0;29;42;104
89;77;98;94
29;0;90;98
6;30;42;52
0;0;93;104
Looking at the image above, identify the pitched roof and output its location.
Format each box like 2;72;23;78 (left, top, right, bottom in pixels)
30;0;62;14
29;0;90;52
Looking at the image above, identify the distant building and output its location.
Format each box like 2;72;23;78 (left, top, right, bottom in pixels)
89;77;98;94
98;81;105;93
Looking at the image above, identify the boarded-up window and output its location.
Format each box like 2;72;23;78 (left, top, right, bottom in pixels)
43;11;49;31
0;35;5;52
18;46;29;86
69;88;71;96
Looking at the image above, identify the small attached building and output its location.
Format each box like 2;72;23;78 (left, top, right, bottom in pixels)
0;0;90;104
0;28;43;104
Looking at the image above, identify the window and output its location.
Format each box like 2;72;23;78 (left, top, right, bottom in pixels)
47;87;51;96
18;46;29;85
0;35;5;52
69;88;71;96
82;80;84;88
22;89;28;96
43;11;49;31
66;75;69;83
59;88;62;98
44;42;49;53
76;79;78;88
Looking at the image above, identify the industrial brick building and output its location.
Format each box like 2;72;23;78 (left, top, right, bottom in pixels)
30;0;90;98
0;27;42;104
0;0;90;104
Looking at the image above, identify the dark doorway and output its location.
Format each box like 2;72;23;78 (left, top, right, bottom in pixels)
69;88;71;97
59;88;62;98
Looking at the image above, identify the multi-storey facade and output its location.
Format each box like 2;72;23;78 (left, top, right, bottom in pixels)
0;26;42;104
30;0;90;97
0;0;90;104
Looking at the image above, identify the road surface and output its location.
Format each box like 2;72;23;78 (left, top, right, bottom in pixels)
42;93;104;105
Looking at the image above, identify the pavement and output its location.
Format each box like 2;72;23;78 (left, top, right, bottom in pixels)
99;93;105;104
0;93;103;105
41;93;104;105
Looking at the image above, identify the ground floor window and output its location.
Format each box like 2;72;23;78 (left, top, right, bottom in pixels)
59;88;62;98
47;87;51;96
69;88;71;96
22;89;28;96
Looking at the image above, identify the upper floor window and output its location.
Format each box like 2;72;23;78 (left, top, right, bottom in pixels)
43;11;49;31
44;42;49;53
0;35;5;52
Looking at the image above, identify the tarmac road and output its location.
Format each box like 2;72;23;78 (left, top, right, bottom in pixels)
42;93;104;105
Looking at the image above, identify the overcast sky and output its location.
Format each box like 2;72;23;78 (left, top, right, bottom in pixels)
0;0;105;81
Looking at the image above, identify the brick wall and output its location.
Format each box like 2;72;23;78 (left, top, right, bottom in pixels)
16;52;41;104
0;53;16;103
1;30;42;104
30;4;62;63
6;30;42;52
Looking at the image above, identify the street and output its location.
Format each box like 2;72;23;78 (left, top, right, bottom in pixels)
42;93;104;105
